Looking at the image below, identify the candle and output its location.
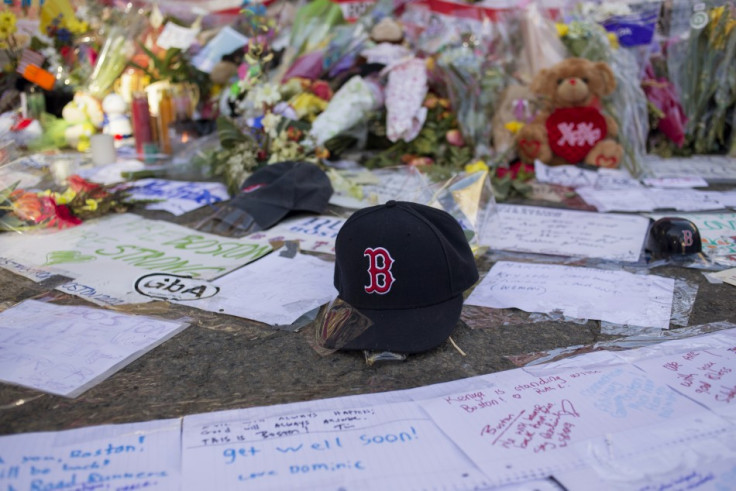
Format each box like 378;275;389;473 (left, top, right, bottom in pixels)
131;92;153;158
89;134;117;166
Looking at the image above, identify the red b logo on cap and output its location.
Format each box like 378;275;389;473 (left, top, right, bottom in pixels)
364;247;395;294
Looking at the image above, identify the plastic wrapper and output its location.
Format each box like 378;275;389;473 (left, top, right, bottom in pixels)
462;273;698;332
428;169;498;254
87;14;147;99
665;1;736;155
323;0;404;76
309;75;383;146
435;11;515;158
289;0;346;57
559;17;649;176
595;1;663;78
505;321;736;368
0;155;141;234
309;297;374;356
384;57;428;143
516;1;567;84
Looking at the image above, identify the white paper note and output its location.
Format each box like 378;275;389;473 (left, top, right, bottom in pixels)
480;205;650;262
156;21;199;50
420;365;726;486
534;161;639;189
183;252;337;326
125;179;230;215
577;187;725;212
182;401;491;490
626;347;736;419
643;154;736;183
0;300;189;397
709;267;736;287
0;214;272;305
247;215;345;255
643;176;709;188
465;261;675;329
0;419;181;490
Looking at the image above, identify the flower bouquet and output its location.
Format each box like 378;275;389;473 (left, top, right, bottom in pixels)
0;175;141;233
666;3;736;155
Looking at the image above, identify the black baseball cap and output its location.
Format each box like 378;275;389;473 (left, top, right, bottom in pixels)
646;217;703;260
232;161;333;229
323;200;479;354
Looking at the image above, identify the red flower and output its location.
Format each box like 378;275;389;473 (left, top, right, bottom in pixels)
495;161;534;180
68;175;107;199
310;80;333;101
48;200;82;229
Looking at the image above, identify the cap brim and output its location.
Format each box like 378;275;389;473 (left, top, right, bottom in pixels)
336;294;463;354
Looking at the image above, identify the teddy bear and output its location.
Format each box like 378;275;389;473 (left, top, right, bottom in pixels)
515;57;623;168
61;93;105;152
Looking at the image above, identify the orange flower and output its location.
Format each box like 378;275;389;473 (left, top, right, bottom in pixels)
9;190;44;222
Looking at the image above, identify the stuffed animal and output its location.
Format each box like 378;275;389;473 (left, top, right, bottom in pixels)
515;58;623;168
102;93;133;147
61;93;104;152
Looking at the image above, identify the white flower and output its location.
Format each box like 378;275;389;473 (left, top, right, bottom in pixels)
247;83;282;108
261;112;280;138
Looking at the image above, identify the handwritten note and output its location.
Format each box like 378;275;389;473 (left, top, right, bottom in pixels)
577;187;725;212
125;179;230;216
624;347;736;419
643;154;736;183
182;401;491;490
465;261;675;329
183;252;337;326
420;365;723;486
247;215;345;255
0;213;272;305
0;299;189;397
0;419;181;490
534;161;639;189
480;205;650;261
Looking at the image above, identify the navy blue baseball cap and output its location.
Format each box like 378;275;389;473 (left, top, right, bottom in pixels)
323;200;479;353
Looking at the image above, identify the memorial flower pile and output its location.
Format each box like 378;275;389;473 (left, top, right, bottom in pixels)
0;175;139;232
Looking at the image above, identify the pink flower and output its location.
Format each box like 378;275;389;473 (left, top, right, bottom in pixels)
445;129;465;147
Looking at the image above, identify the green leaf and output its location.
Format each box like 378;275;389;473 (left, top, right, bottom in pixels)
216;116;251;149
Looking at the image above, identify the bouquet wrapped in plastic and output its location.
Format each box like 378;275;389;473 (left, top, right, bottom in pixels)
666;2;736;155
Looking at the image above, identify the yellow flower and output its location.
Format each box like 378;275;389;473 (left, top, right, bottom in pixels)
0;24;10;41
0;11;16;31
465;160;489;174
54;188;77;205
425;57;435;71
607;32;620;50
504;121;524;134
289;92;327;121
82;199;98;211
555;23;569;37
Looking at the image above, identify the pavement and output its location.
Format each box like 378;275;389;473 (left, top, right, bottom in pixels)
0;198;735;436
